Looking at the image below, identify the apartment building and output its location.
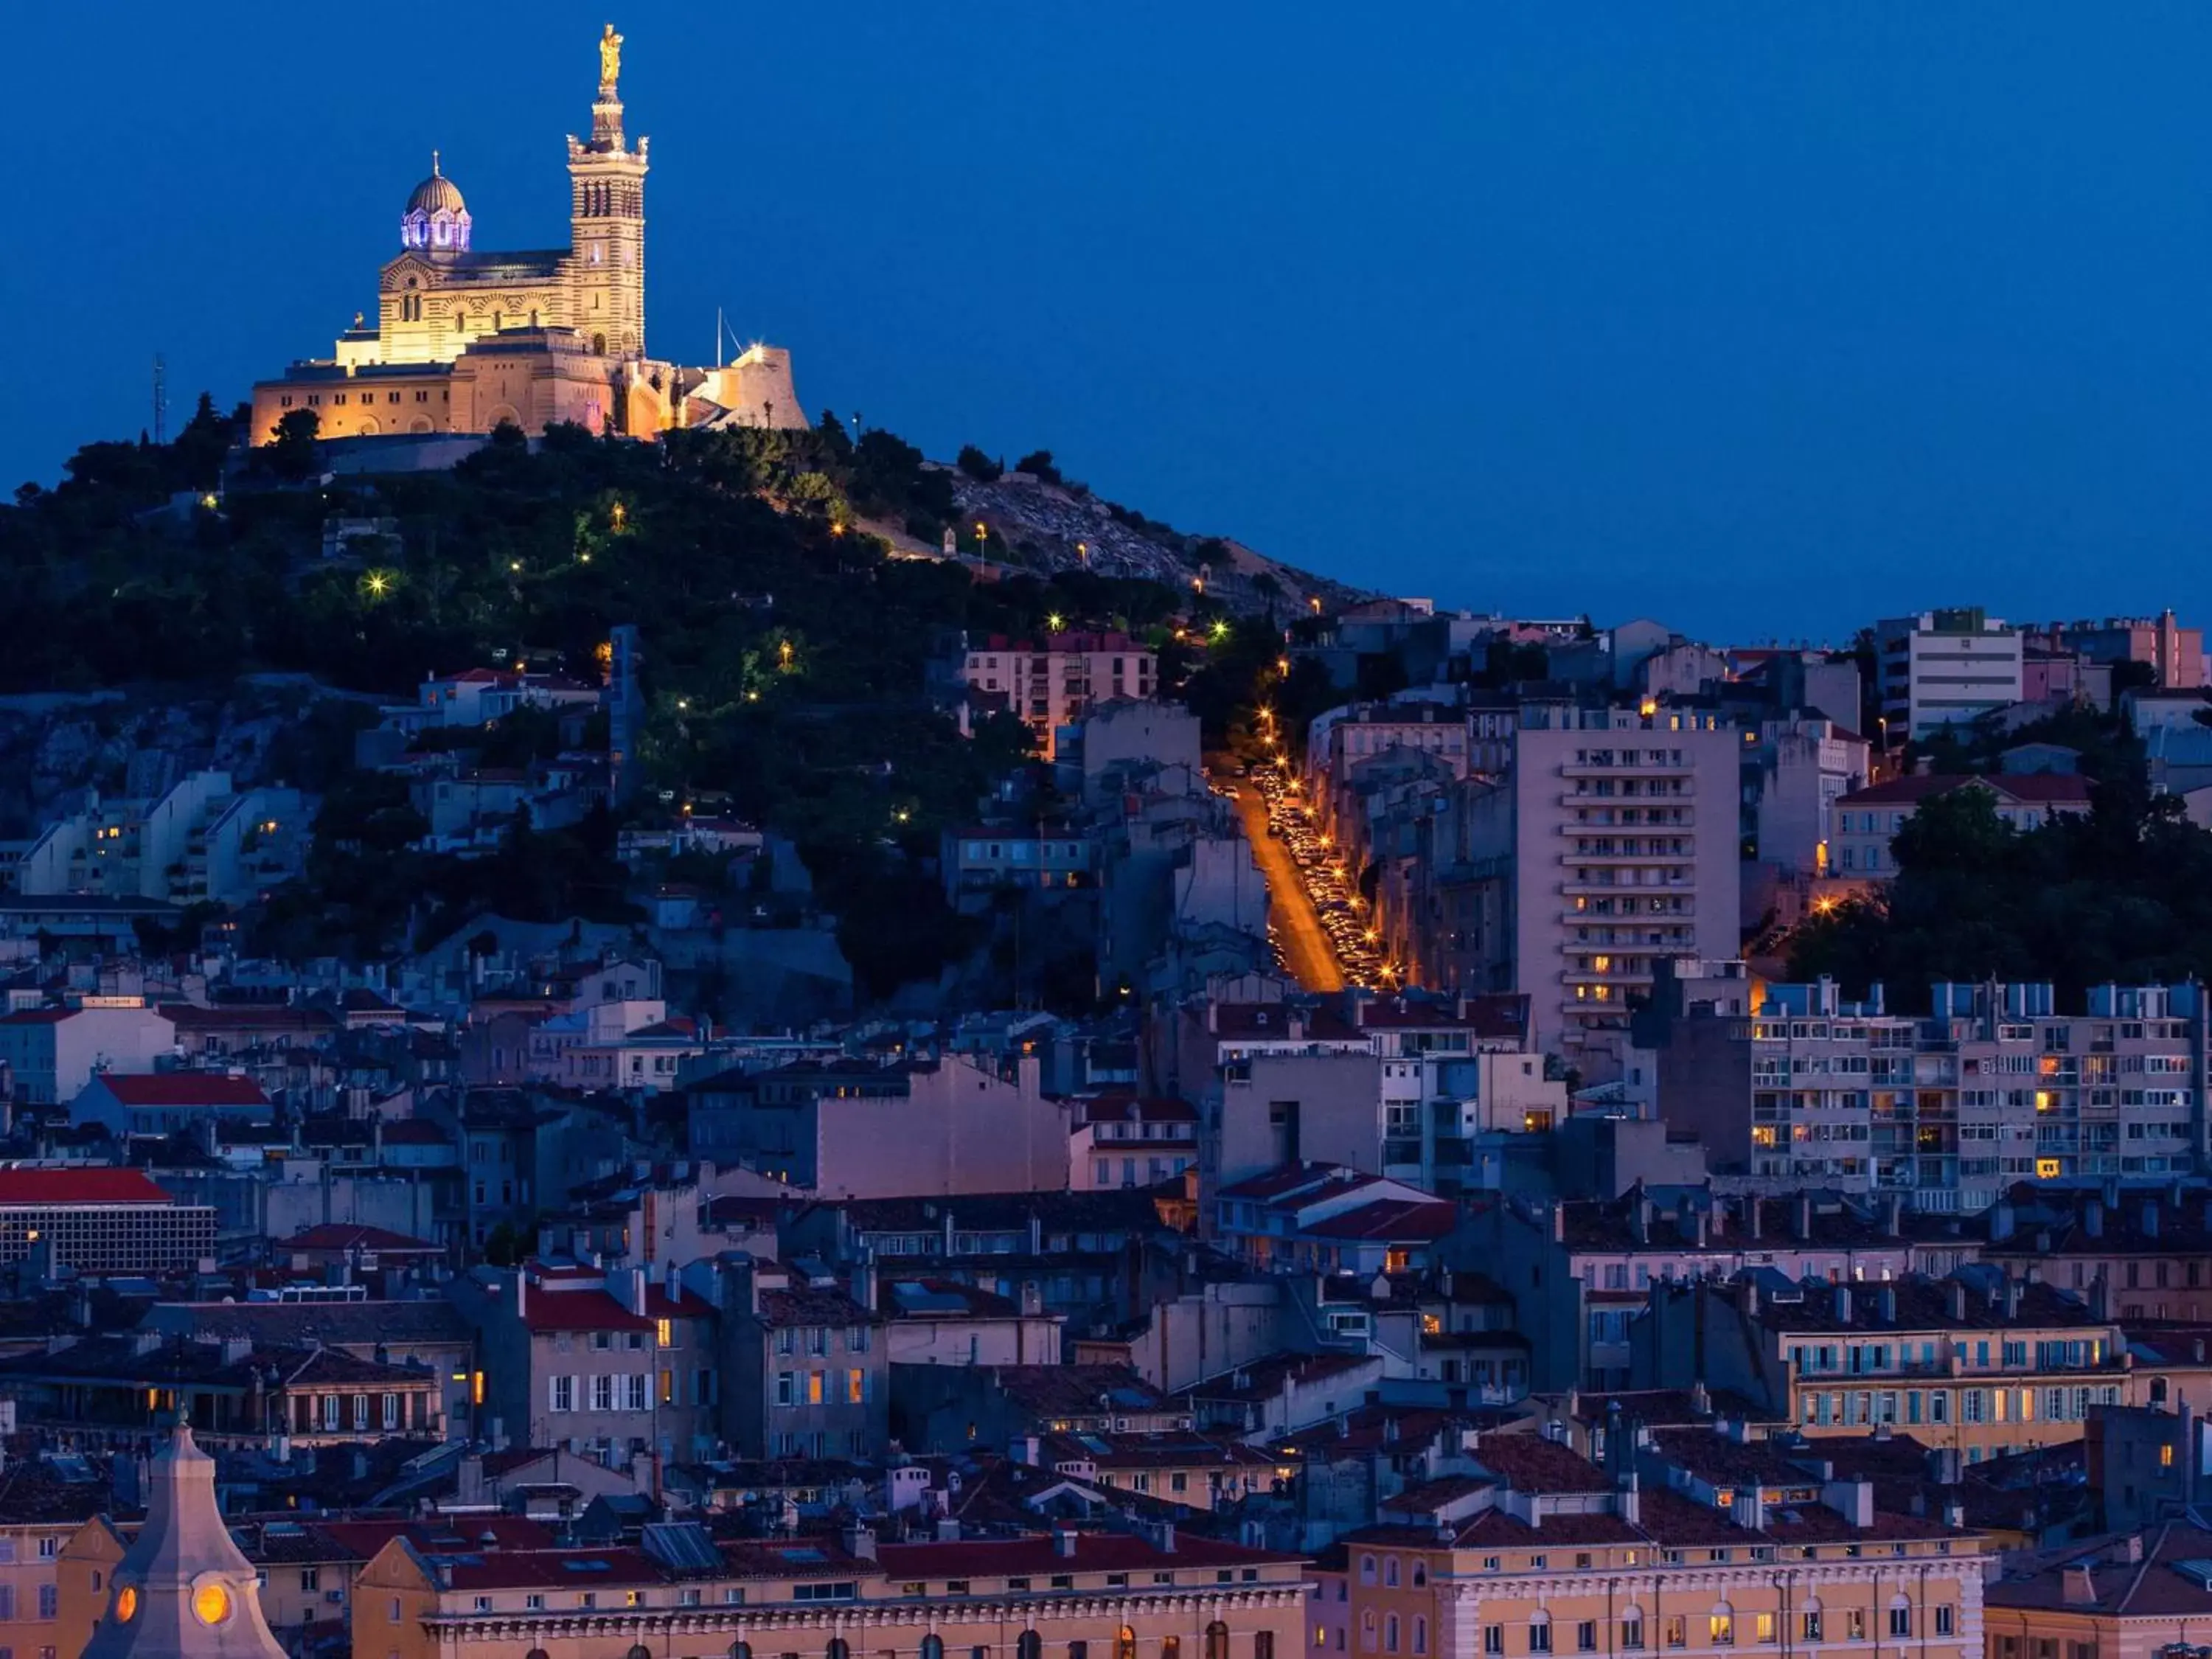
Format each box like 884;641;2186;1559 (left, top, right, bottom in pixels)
686;1051;1070;1197
1484;1187;1924;1392
1876;609;2026;740
1982;1519;2212;1659
1413;704;1741;1068
961;630;1158;759
1638;973;2205;1212
0;1168;215;1272
714;1256;887;1461
467;1262;719;1469
1071;1096;1200;1190
1213;1163;1455;1277
14;771;305;907
1639;1270;2127;1462
1832;773;2092;880
0;1001;177;1105
1323;1433;1986;1659
1750;714;1871;876
1164;990;1557;1202
1978;1185;2212;1323
2057;610;2205;689
351;1521;1305;1659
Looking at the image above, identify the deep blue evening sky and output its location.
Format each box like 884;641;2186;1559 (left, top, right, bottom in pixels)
17;4;2212;639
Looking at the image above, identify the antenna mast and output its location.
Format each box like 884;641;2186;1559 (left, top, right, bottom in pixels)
152;354;168;445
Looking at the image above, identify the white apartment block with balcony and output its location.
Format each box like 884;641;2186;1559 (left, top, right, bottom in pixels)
1876;609;2025;741
1644;973;2206;1213
14;772;305;906
1452;706;1741;1070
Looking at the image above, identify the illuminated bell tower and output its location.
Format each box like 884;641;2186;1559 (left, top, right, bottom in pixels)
568;23;649;359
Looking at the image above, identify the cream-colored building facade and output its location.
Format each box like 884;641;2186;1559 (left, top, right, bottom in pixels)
251;25;804;447
352;1526;1304;1659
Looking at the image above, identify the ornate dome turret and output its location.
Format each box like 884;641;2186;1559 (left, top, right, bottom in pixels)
400;152;473;252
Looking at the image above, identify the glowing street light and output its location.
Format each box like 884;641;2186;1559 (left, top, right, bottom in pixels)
1047;613;1065;633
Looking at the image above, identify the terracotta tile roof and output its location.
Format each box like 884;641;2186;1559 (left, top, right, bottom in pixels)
755;1283;879;1329
0;1169;176;1206
1985;1520;2212;1617
88;1074;270;1107
1300;1197;1458;1241
160;1004;338;1033
874;1532;1296;1579
1467;1435;1613;1494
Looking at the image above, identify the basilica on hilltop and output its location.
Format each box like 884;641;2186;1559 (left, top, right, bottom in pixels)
250;24;804;445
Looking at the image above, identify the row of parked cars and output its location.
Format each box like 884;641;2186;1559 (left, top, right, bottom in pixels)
1249;759;1385;985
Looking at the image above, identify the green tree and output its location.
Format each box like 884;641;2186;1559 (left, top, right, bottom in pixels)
262;408;322;481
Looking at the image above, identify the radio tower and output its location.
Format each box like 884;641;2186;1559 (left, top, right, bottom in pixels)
151;354;168;445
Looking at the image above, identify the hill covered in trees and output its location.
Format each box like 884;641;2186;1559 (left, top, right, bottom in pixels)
0;404;1283;998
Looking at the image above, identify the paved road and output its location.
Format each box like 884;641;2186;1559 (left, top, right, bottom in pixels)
1217;759;1344;993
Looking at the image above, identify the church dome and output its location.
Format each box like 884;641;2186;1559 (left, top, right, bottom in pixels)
406;169;467;218
400;153;472;253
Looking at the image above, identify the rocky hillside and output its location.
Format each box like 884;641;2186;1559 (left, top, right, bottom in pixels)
866;462;1369;617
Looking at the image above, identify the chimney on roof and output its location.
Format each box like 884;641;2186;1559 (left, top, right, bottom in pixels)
2143;1201;2162;1239
2084;1200;2103;1239
2003;1277;2023;1321
1691;1380;1711;1416
2062;1564;2098;1607
841;1523;877;1562
1794;1195;1812;1240
1552;1204;1565;1245
1746;1197;1761;1241
630;1266;647;1318
1834;1284;1854;1324
851;1260;877;1314
1947;1279;1968;1322
1054;1525;1077;1558
1820;1478;1874;1529
1631;1192;1652;1245
1877;1284;1898;1326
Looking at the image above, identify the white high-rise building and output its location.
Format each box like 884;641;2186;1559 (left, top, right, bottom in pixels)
1876;608;2025;741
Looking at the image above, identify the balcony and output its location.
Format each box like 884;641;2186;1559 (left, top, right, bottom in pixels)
1561;759;1694;779
1560;877;1694;898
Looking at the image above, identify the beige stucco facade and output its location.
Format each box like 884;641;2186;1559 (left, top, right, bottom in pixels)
353;1531;1305;1659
